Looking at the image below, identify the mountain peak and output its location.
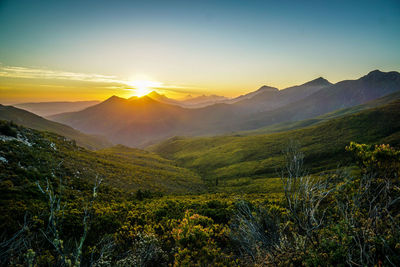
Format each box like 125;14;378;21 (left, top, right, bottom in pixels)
367;69;383;76
104;95;124;102
148;91;162;97
303;77;332;87
362;69;400;82
257;85;279;92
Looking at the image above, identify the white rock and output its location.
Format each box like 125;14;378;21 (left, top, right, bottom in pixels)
0;156;8;163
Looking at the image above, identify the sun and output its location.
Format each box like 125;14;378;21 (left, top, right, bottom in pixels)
135;86;151;97
127;80;162;97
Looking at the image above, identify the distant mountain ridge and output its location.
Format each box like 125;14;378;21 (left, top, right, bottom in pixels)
144;77;331;109
50;95;190;146
228;85;279;104
231;77;332;112
146;91;230;108
181;94;229;107
231;69;400;131
14;100;100;117
50;70;400;147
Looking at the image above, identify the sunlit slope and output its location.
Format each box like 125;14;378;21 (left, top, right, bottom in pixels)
0;121;204;194
151;100;400;190
240;90;400;136
0;104;111;150
95;145;204;193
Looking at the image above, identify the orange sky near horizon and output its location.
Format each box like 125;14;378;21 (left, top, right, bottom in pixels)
2;63;396;105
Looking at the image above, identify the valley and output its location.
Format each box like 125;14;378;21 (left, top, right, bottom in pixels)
1;71;400;266
2;1;399;264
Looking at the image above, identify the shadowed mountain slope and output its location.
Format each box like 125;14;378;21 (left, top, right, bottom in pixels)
231;77;331;112
50;70;400;147
0;104;111;150
224;70;400;131
240;90;400;136
50;96;192;146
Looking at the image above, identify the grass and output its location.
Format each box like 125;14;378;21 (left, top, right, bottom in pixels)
150;100;400;192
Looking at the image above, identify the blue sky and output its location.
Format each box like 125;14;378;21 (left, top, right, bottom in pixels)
0;0;399;101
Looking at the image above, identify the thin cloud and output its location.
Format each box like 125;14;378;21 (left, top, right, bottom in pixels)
0;63;203;95
0;64;120;83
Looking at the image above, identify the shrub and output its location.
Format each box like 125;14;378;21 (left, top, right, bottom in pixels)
0;121;17;137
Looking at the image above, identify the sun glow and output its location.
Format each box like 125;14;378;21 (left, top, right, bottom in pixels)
127;80;162;97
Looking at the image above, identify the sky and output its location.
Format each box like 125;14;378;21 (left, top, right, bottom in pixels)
0;0;400;103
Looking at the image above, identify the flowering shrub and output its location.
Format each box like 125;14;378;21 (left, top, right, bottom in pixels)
172;211;234;266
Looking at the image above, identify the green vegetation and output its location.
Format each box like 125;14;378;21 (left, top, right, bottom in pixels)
0;120;204;196
1;99;400;266
240;90;400;136
151;100;400;191
1;134;399;265
0;104;111;149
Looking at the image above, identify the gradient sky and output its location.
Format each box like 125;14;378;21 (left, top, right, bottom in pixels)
1;0;400;103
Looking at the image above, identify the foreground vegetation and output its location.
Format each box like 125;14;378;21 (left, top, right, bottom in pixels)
1;98;400;266
1;118;399;266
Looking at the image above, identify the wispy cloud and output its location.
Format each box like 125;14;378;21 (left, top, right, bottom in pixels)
0;63;204;94
0;64;121;84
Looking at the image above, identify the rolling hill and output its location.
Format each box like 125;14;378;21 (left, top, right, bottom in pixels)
240;90;400;136
150;99;400;192
0;104;111;150
0;121;204;194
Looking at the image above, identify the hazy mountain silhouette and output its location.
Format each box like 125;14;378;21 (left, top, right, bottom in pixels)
50;70;400;147
231;70;400;130
228;85;279;104
231;77;331;112
180;94;229;107
50;95;192;146
146;91;229;108
147;91;181;106
14;101;100;117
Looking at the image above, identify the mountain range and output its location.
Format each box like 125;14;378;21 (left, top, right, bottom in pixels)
14;100;100;117
18;70;400;147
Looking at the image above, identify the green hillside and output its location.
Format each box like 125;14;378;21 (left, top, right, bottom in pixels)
0;104;111;150
0;121;204;195
241;90;400;136
151;99;400;192
2;100;399;266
